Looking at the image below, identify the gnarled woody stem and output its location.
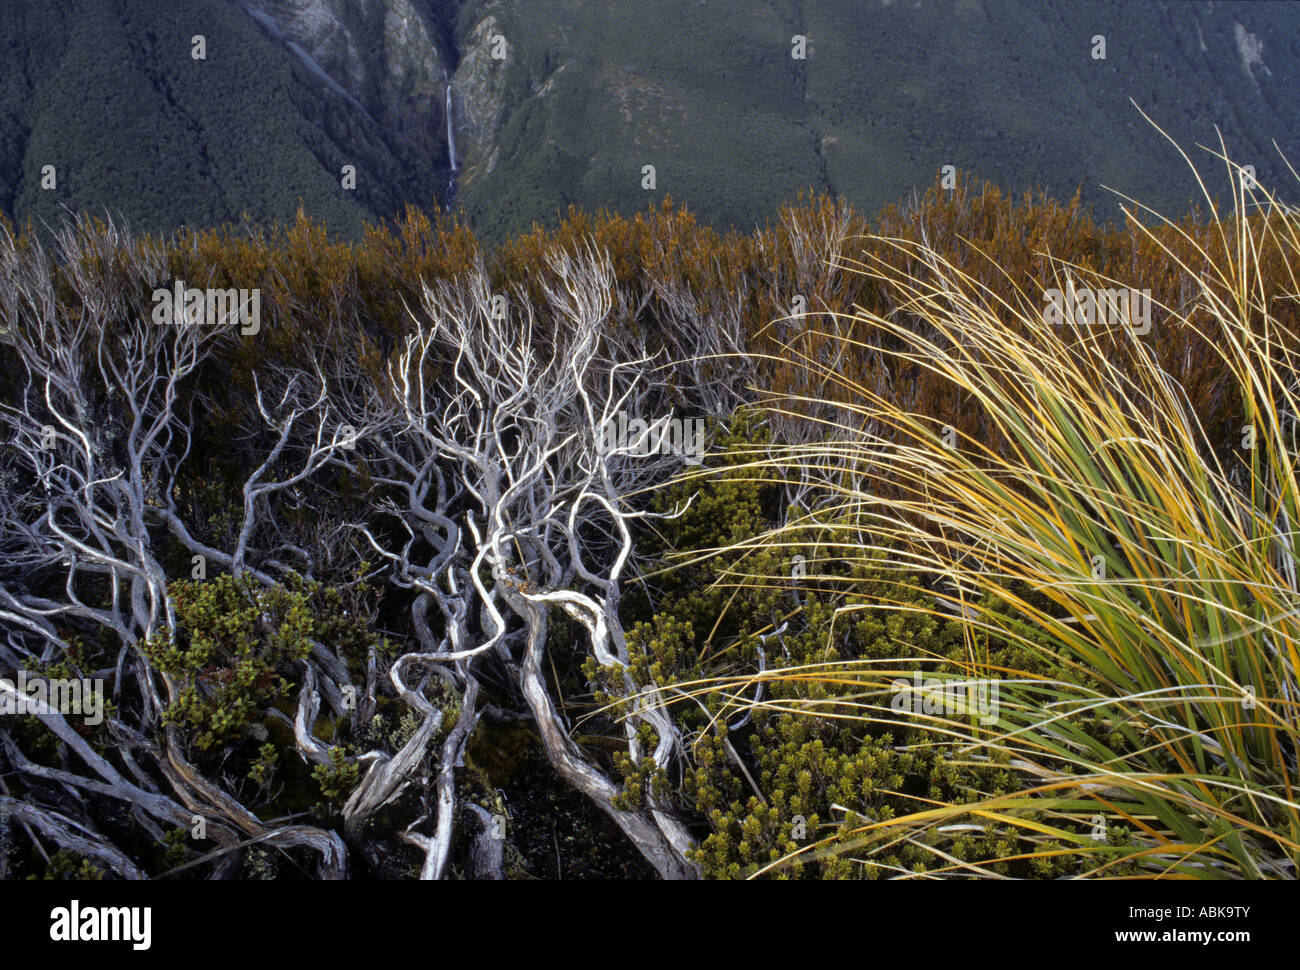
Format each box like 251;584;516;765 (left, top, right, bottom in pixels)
510;590;697;879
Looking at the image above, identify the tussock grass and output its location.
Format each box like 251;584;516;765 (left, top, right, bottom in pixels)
716;145;1300;878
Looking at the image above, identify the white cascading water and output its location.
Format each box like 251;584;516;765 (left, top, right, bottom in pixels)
445;82;458;172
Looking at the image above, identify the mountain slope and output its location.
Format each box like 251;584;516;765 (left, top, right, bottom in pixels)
1;0;1296;242
0;0;445;237
451;0;1300;241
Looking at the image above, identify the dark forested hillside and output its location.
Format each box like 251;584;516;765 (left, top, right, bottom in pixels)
0;0;445;236
2;0;1297;242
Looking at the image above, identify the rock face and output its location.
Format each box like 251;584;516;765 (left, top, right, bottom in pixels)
240;0;456;166
237;1;524;196
236;0;523;196
449;14;512;189
381;1;454;157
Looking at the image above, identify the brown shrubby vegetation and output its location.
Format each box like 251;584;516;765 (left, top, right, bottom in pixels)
7;174;1276;450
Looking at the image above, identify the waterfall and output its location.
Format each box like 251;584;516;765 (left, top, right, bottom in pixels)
445;82;458;172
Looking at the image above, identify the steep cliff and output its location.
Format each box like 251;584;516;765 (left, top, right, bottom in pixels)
448;12;512;190
240;0;456;167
